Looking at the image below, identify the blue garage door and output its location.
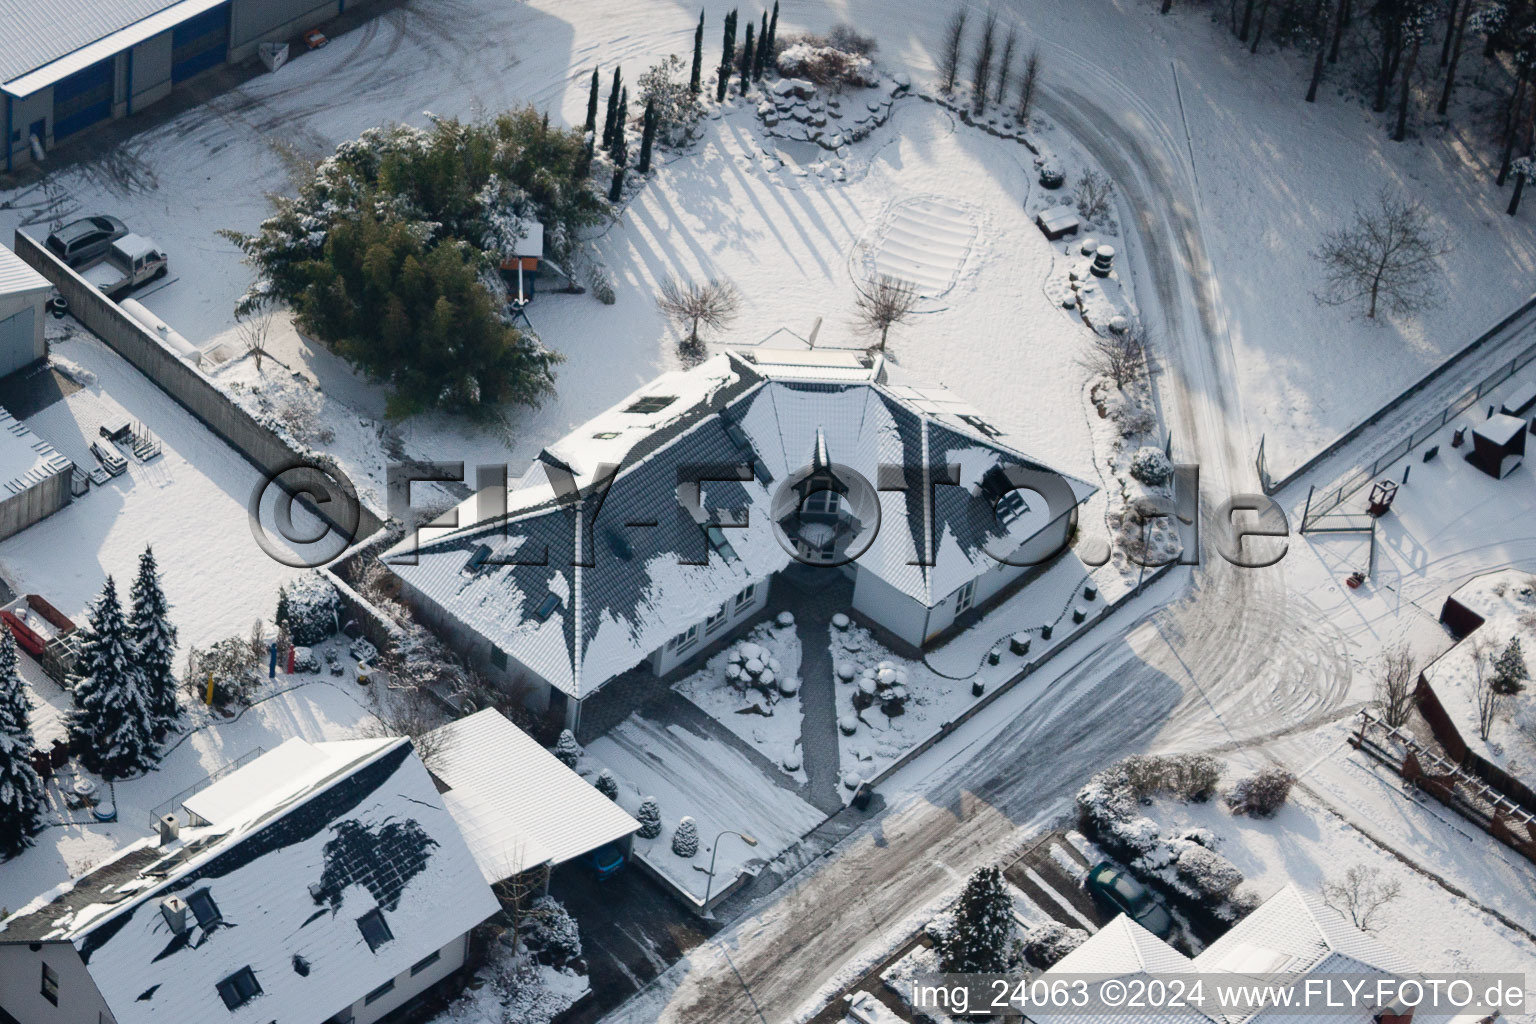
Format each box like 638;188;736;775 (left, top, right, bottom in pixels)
52;60;113;139
172;4;230;83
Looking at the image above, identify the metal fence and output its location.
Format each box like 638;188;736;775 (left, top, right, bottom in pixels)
148;745;265;827
1301;331;1536;530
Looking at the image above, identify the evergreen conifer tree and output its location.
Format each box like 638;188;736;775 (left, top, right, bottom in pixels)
554;728;582;767
70;576;157;780
610;87;629;165
739;24;755;94
603;67;623;149
672;815;699;857
941;866;1014;974
584;68;601;135
577;134;595;179
595;768;620;799
639;98;658;173
717;10;738;102
767;1;779;55
129;545;180;739
690;11;705;94
0;629;46;857
637;796;662;838
755;10;771;78
1494;637;1529;693
609;163;626;203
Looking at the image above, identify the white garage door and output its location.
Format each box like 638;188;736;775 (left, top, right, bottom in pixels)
0;307;37;377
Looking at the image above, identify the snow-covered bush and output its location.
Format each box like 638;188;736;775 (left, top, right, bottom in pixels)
1129;447;1174;487
1122;754;1222;803
638;54;702;143
552;729;581;768
522;895;582;968
276;572;340;646
187;636;261;711
637;796;662;839
1174;845;1244;903
1022;920;1088;969
291;646;320;674
594;768;619;800
1226;767;1296;818
775;40;879;88
672;816;699;857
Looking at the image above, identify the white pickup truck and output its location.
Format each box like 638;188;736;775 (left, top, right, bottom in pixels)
82;234;167;298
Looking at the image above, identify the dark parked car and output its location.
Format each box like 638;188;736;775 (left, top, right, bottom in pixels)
1085;862;1173;938
45;216;128;268
589;842;627;880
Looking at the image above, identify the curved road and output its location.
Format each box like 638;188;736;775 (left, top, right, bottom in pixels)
606;65;1356;1024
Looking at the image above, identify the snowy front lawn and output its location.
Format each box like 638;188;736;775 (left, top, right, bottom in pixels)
672;620;806;781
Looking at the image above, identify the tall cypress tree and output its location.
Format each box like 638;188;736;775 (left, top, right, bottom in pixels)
690;11;705;94
754;10;771;79
639;97;658;173
577;134;595;179
610;87;629;164
767;1;779;55
129;545;180;740
717;10;738;102
739;23;756;94
603;67;623;150
0;629;45;857
70;576;157;780
609;163;626;203
584;68;601;135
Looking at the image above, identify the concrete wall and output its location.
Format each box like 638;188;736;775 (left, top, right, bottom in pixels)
333;932;468;1024
0;465;71;542
0;942;114;1024
13;231;382;542
0;287;46;376
230;0;344;61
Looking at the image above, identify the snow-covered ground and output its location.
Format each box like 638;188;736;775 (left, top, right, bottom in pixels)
672;620;806;781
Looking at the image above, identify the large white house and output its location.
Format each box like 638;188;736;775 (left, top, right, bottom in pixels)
0;737;499;1024
387;346;1095;736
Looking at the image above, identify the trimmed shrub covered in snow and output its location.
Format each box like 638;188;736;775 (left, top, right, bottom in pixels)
1129;447;1174;486
594;769;619;800
637;796;662;839
1174;845;1243;902
1022;920;1088;969
522;895;582;968
552;729;581;768
672;816;700;857
1226;767;1296;818
775;41;879;88
276;572;340;647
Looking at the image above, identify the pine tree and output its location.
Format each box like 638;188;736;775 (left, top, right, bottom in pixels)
941;866;1014;974
584;68;601;135
553;728;582;767
717;10;738;103
639;97;658;173
672;815;699;857
1493;637;1529;693
767;1;779;55
755;10;771;79
603;67;623;150
129;546;180;740
637;795;662;838
690;10;705;94
70;577;158;780
609;163;626;203
739;23;756;95
0;630;45;858
595;768;620;799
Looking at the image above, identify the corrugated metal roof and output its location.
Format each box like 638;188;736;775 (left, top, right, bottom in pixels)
0;243;50;295
0;406;72;497
424;709;639;882
0;0;218;95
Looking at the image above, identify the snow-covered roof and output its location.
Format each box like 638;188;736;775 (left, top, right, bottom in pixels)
0;0;226;96
0;241;51;295
423;708;639;881
0;737;499;1024
1474;412;1527;447
0;406;74;498
387;348;1095;698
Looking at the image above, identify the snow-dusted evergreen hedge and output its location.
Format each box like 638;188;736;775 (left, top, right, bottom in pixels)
276;572;340;647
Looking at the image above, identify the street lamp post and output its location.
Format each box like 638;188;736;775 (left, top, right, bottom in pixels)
702;829;758;915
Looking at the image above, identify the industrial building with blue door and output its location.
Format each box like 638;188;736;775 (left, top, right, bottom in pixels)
1;0;379;172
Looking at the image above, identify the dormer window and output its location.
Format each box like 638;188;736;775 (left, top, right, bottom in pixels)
357;909;394;952
187;889;221;929
215;967;261;1010
625;396;676;415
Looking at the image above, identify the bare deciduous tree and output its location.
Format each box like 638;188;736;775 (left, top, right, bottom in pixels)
940;7;968;94
361;686;454;772
1079;319;1155;388
657;276;741;348
236;306;274;372
971;11;999;113
1016;47;1041;123
1376;643;1416;727
853;275;918;352
1313;189;1452;319
995;27;1017;111
1470;637;1500;741
1322;865;1402;932
1075;168;1115;222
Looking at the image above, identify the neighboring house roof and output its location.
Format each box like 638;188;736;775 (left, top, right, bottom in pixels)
387;348;1094;699
0;737;499;1024
0;0;225;96
423;708;639;882
0;242;51;295
0;406;74;497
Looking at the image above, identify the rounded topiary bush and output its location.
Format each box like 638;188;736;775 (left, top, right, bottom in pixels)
553;729;581;768
276;572;340;646
1129;447;1173;486
672;816;700;857
594;768;619;800
637;796;662;839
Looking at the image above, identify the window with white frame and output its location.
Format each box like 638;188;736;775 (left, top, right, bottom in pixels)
734;583;757;612
705;604;729;634
668;623;702;653
803;489;841;515
954;580;976;615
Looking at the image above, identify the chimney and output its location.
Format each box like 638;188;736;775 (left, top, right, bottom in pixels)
1375;1000;1414;1024
157;813;180;845
159;896;189;935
